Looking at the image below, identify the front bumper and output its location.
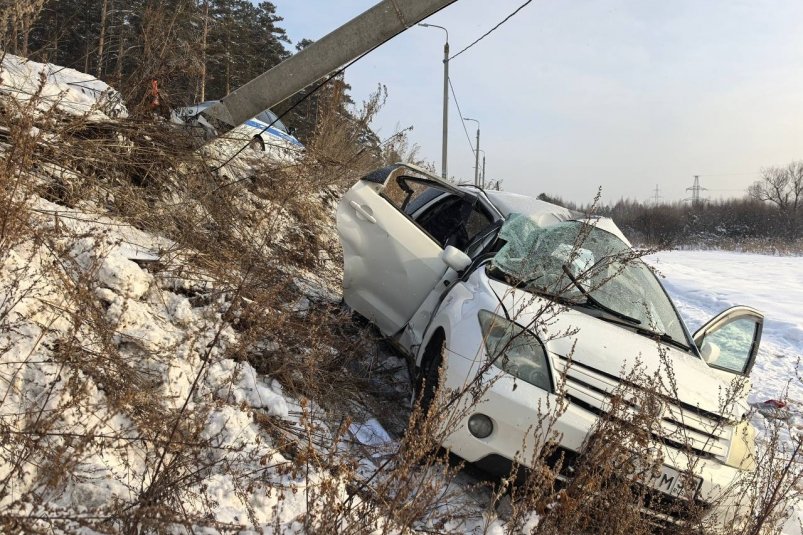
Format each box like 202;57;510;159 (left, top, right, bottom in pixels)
438;338;750;528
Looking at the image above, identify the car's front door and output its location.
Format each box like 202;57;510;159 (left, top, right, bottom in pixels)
693;306;764;382
336;164;475;336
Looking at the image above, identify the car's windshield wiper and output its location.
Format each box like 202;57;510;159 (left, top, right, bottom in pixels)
635;328;692;351
560;264;642;326
515;278;581;306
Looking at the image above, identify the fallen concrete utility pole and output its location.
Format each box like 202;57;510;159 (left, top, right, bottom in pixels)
202;0;458;134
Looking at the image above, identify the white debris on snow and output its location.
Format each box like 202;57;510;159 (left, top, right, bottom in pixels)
349;418;393;448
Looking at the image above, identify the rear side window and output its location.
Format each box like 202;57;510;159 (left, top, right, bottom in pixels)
255;109;289;133
380;173;494;253
381;176;442;213
415;195;494;251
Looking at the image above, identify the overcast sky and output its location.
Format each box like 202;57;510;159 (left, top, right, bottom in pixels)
271;1;803;204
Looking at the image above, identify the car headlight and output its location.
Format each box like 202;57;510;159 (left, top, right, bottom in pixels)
725;420;756;471
478;310;551;391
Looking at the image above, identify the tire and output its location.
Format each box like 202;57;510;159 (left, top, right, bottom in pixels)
249;135;265;152
415;332;445;417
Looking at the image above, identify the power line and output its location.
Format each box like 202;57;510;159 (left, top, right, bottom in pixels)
447;77;476;158
449;0;534;61
705;188;748;192
212;58;361;173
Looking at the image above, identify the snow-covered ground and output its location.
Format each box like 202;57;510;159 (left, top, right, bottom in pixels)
649;250;803;535
648;250;803;415
0;54;126;119
4;52;803;533
0;53;343;533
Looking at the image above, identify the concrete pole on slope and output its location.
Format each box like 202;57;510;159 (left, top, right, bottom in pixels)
202;0;458;132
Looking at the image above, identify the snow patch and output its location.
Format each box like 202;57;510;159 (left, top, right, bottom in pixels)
1;53;127;119
207;360;289;417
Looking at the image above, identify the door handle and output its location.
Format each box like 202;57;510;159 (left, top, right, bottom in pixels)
350;201;376;224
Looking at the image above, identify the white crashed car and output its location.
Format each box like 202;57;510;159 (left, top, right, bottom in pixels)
336;163;764;526
172;100;304;162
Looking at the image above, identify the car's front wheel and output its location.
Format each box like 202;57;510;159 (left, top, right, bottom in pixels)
249;135;265;152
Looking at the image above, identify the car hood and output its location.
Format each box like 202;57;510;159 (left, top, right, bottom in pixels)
488;279;747;420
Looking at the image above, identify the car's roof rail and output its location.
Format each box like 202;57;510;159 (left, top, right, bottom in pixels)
361;162;450;185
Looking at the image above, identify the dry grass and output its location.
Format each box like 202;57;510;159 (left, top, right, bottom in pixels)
1;52;802;535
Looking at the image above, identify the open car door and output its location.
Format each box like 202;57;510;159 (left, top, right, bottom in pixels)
693;306;764;383
336;164;474;336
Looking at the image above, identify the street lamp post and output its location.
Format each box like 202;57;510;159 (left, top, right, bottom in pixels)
476;149;487;188
463;117;480;186
418;23;449;180
479;150;486;189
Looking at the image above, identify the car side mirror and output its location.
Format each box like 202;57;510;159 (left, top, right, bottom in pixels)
693;306;763;376
441;246;471;272
700;340;721;364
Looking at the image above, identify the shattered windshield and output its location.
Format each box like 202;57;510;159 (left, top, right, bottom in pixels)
492;216;688;344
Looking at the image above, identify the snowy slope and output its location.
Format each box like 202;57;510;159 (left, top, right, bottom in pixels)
0;54;341;532
1;54;126;119
0;188;331;532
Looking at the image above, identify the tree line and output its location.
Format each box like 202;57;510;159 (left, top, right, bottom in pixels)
17;0;287;104
3;0;370;145
539;161;803;248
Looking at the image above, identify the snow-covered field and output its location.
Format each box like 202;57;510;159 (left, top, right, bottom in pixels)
649;250;803;535
648;250;803;417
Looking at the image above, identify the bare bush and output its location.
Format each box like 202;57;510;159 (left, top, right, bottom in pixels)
749;161;803;240
1;47;801;535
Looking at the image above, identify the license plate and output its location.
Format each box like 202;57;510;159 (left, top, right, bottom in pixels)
619;452;703;498
645;465;702;498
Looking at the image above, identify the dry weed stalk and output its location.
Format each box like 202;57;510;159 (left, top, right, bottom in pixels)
1;49;802;535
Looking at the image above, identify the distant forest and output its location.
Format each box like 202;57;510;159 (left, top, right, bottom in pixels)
540;161;802;250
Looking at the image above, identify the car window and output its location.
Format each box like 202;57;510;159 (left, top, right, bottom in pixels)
465;203;494;240
381;176;443;213
380;176;493;253
492;218;689;345
415;195;494;252
404;187;447;216
416;196;465;248
254;109;289;133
